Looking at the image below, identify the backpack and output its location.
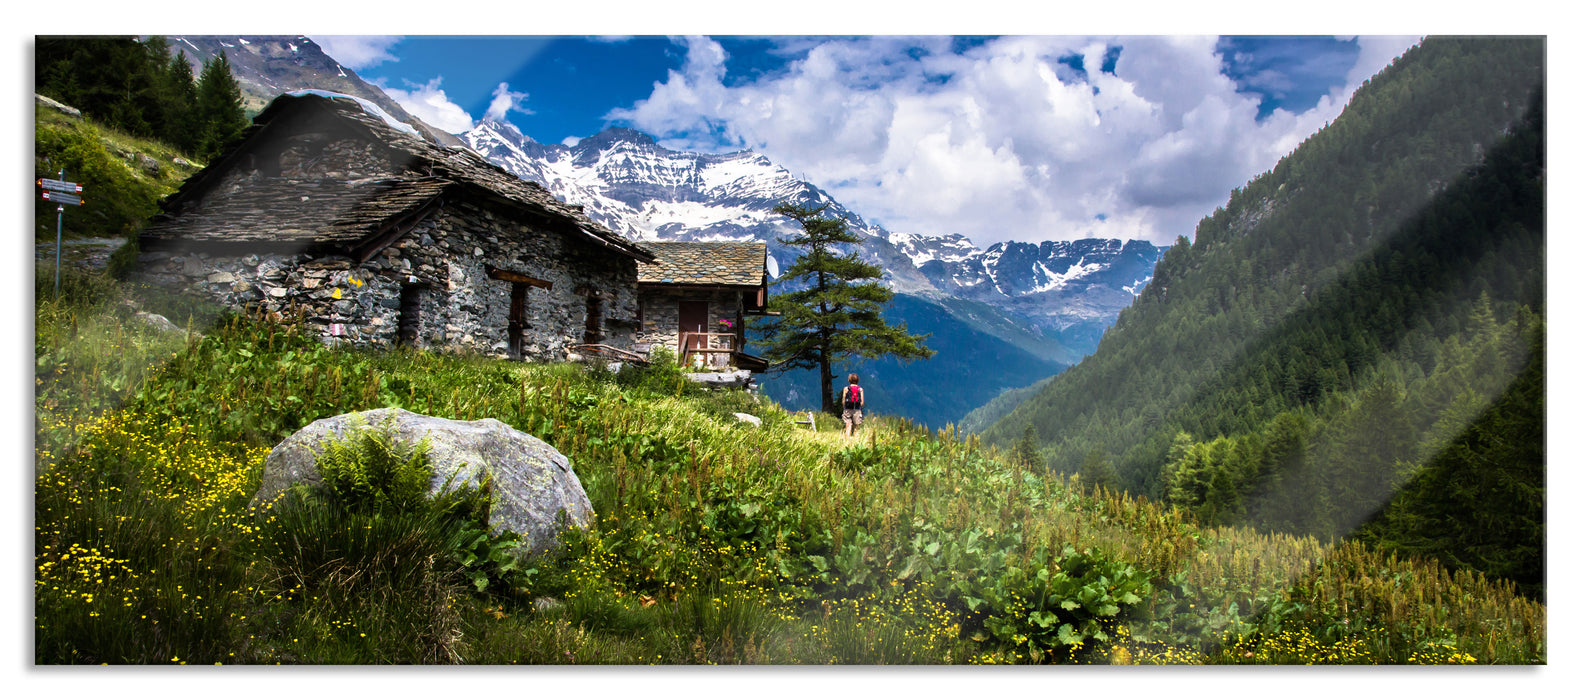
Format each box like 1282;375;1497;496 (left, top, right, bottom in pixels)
843;385;862;409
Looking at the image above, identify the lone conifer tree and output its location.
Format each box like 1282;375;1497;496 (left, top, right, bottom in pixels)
195;50;248;160
756;201;933;413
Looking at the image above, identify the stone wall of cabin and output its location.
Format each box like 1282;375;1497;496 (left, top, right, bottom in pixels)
636;288;747;368
137;198;640;362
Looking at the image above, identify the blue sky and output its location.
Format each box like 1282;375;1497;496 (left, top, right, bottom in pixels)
315;33;1418;247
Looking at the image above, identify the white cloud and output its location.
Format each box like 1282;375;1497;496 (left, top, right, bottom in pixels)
310;35;403;71
1347;36;1425;92
375;76;475;134
486;82;535;121
608;35;1421;247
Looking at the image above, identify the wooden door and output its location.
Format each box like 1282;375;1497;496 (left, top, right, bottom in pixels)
396;285;421;347
583;296;603;345
678;300;708;356
508;282;527;359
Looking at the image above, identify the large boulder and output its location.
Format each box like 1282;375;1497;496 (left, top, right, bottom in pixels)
251;408;592;553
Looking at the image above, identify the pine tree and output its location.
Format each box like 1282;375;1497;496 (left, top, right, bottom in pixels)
1078;449;1120;494
195;50;248;160
1012;424;1041;470
755;202;934;413
160;48;200;154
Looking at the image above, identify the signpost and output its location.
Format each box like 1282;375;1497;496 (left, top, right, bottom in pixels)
38;170;83;298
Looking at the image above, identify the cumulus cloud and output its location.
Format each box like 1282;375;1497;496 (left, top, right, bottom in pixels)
1346;35;1425;90
608;35;1420;247
311;35;403;71
375;76;475;134
486;82;535;121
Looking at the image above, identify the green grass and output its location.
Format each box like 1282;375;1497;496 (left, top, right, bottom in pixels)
33;272;1546;664
34;106;201;243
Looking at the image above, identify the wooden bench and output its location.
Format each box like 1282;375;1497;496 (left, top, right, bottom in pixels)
793;411;817;431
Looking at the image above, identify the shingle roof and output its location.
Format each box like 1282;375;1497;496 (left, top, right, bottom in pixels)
143;176;448;246
143;92;653;263
637;241;768;287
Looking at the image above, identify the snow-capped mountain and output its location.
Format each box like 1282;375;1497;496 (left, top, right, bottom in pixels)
464;120;1163;358
466;120;889;282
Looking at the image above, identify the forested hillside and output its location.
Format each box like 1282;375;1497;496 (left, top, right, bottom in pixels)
34;36;244;243
36;36;248;161
981;37;1545;597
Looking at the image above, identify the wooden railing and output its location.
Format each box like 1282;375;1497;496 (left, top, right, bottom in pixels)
679;332;738;369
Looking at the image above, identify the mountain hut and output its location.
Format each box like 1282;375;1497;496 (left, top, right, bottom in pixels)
634;240;771;372
136;91;656;362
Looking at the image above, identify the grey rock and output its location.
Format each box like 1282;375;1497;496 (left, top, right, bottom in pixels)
685;369;754;390
137;154;161;176
134;311;183;335
251;408;593;554
35;93;81;117
732;412;762;428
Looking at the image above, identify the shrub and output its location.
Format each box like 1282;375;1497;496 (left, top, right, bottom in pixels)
615;347;701;398
301;421;531;597
313;420;439;517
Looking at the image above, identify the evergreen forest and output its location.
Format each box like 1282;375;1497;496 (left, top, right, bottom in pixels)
980;37;1545;600
36;36;249;162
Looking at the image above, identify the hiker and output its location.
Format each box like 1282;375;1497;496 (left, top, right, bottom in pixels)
841;373;865;437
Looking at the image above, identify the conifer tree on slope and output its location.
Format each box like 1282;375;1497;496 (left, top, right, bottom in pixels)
196;50;248;161
757;202;934;414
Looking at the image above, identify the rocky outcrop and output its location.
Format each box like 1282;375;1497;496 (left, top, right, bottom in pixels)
35;93;81;118
252;408;593;554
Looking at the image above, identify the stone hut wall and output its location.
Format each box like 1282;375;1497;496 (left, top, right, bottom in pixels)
137;201;640;362
427;199;640;359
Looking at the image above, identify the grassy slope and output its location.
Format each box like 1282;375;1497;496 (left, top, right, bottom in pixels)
33;105;201;243
33;277;1544;665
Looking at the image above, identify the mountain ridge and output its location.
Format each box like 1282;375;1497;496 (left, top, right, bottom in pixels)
165;35;467;149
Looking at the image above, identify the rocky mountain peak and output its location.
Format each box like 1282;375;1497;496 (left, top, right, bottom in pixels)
575;127;659;152
478;116;528;140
